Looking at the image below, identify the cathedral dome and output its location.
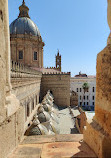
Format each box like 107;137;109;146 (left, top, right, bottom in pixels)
10;0;41;37
10;17;41;37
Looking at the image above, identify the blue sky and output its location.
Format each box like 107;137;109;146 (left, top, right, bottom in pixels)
8;0;109;76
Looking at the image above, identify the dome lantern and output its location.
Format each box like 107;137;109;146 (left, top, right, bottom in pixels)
18;0;30;18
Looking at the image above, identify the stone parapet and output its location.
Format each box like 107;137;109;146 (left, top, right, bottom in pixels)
11;60;42;78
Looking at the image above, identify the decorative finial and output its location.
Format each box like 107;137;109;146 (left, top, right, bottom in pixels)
18;0;30;18
23;0;25;5
57;49;59;55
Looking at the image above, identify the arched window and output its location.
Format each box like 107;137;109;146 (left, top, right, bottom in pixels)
77;88;78;92
92;87;95;92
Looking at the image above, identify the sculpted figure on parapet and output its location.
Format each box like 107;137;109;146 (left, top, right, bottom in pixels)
107;0;111;30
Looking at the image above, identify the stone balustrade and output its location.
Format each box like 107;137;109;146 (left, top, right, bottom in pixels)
11;60;42;78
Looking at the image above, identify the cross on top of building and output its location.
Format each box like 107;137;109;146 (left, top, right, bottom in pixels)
22;0;25;4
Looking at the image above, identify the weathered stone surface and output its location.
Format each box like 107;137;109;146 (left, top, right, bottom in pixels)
41;142;97;158
21;134;83;145
10;144;43;158
55;134;83;142
10;134;97;158
84;44;111;158
21;135;56;144
70;91;78;107
84;118;111;158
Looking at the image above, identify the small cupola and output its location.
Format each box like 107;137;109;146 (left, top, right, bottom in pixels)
18;0;30;18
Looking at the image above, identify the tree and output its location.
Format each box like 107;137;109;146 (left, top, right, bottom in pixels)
82;83;89;93
81;83;89;109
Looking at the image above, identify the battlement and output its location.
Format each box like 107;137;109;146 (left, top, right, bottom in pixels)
46;67;60;70
43;71;71;75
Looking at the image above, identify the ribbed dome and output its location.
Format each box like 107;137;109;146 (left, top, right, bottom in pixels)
38;111;50;123
29;124;48;135
10;17;41;37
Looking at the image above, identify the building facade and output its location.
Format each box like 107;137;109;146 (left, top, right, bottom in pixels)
71;73;96;110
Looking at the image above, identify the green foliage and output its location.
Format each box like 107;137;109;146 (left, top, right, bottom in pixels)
82;82;89;89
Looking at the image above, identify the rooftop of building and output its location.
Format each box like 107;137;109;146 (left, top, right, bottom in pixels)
9;134;97;158
74;72;96;79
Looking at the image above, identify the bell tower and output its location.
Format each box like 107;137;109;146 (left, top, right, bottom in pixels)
56;50;61;71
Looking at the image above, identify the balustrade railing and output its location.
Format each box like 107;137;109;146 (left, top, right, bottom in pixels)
11;60;41;78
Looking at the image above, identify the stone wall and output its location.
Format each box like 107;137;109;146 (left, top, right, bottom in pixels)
0;1;20;157
76;108;86;134
0;107;24;158
40;72;70;107
70;91;78;107
84;44;111;158
0;59;42;158
11;61;42;132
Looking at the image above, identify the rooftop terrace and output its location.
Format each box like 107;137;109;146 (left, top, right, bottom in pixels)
9;134;97;158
